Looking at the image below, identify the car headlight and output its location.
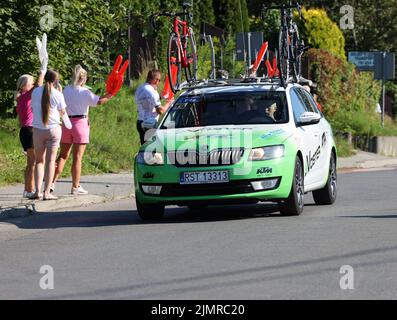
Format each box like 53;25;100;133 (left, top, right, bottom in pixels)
248;145;285;161
137;152;164;165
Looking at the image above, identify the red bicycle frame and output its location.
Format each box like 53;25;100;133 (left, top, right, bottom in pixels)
172;16;192;68
151;7;197;93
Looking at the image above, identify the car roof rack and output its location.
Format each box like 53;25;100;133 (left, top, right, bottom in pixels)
183;77;283;91
179;76;316;93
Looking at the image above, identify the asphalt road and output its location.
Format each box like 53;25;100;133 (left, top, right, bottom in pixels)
1;168;397;300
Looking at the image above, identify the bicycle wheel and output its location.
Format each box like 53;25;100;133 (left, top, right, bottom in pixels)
168;32;182;93
184;27;198;84
277;29;289;88
291;23;302;82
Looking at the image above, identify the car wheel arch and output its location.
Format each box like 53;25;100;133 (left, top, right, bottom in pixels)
331;147;337;166
296;150;304;172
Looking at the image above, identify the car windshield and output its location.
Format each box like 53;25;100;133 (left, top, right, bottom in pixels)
161;91;288;129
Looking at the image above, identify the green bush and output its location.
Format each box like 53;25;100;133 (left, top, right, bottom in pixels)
335;135;355;157
297;8;346;61
308;48;382;136
386;81;397;118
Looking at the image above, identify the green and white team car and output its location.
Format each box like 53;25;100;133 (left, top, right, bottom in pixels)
134;80;337;220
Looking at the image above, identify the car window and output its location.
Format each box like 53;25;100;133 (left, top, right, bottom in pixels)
161;91;289;129
298;88;321;114
290;88;307;122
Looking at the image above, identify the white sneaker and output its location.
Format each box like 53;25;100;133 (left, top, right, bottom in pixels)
23;191;36;198
71;185;88;195
50;183;55;193
27;192;42;200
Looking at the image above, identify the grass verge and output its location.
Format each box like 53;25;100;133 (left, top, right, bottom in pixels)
335;136;355;158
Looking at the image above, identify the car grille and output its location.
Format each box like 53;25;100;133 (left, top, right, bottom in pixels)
152;181;255;197
167;148;244;167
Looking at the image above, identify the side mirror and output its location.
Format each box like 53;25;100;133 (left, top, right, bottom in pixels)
298;112;321;126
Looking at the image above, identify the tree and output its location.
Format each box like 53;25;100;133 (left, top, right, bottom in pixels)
0;0;119;116
193;0;215;25
297;8;346;60
214;0;249;34
303;0;397;53
249;9;280;49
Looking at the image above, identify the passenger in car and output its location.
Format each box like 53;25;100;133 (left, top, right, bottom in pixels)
265;103;278;122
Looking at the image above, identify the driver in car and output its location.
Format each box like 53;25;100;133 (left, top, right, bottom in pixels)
265;102;278;122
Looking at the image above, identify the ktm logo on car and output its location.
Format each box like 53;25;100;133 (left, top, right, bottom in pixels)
143;172;155;179
257;167;273;175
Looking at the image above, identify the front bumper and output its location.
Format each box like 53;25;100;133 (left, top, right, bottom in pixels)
134;155;295;205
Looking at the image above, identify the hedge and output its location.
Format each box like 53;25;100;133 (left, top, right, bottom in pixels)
308;48;382;136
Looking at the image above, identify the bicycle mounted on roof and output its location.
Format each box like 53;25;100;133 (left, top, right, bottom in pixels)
262;0;310;88
151;2;198;94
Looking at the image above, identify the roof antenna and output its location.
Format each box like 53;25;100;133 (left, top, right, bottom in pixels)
237;0;248;76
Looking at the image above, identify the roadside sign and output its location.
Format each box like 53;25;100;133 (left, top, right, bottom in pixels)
348;51;395;80
349;51;395;127
236;32;263;62
348;52;376;71
374;52;395;80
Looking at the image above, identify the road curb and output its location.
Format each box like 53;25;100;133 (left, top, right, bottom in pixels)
337;158;397;171
0;193;134;222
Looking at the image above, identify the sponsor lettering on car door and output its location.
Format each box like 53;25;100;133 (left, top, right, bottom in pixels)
290;88;319;187
298;88;329;183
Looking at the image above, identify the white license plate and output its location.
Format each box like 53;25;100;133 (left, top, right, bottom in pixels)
180;171;229;185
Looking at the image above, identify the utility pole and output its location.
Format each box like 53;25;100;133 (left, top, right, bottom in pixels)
247;32;251;71
127;11;132;86
382;52;386;127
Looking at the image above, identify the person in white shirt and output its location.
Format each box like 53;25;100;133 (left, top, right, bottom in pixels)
51;65;112;195
135;70;174;144
29;70;66;200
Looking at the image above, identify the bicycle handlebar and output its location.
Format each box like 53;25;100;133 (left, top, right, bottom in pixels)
262;2;302;18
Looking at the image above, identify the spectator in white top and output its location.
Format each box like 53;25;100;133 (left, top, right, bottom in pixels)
135;70;174;144
29;70;66;200
52;65;112;195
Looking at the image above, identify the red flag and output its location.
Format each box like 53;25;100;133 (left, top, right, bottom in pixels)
161;57;178;101
106;55;129;96
251;42;268;75
265;54;280;78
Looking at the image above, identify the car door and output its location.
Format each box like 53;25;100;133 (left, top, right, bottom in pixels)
290;88;320;187
297;88;330;183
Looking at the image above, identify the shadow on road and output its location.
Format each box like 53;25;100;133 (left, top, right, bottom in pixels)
339;214;397;219
31;243;397;300
2;203;283;230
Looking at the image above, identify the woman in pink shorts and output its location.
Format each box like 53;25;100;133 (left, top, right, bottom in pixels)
52;65;112;195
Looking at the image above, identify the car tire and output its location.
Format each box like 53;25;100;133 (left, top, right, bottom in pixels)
187;205;208;212
136;199;165;221
279;156;304;216
313;152;337;205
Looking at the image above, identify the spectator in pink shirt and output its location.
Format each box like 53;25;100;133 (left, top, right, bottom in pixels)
15;71;45;198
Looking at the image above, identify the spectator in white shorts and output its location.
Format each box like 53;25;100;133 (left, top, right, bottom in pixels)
29;70;67;200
